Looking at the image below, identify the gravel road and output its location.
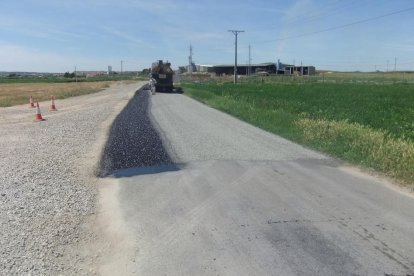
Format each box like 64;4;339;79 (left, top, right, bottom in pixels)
7;83;410;275
97;92;414;275
150;93;326;162
0;81;144;275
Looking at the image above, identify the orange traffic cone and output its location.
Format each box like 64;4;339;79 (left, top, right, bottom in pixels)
34;102;45;121
49;95;57;111
29;96;35;108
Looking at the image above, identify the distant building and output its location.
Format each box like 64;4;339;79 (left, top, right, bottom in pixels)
211;62;276;76
283;66;316;76
195;64;213;73
188;62;196;73
178;60;316;76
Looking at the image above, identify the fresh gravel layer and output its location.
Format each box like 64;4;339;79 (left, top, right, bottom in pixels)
98;88;172;177
0;82;141;275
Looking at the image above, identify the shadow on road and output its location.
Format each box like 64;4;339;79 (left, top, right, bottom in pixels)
142;84;184;94
109;164;180;178
154;87;184;94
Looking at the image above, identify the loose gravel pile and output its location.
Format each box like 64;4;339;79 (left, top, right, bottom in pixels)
0;83;141;275
98;87;172;177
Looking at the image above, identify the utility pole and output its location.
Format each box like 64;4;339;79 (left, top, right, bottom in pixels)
228;30;244;84
189;45;193;75
301;60;303;76
248;44;251;77
120;60;123;75
387;60;389;72
394;57;397;71
75;65;77;83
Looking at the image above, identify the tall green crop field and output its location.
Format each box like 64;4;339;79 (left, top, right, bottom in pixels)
182;82;414;185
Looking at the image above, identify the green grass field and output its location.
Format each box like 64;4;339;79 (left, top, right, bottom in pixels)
236;73;414;88
182;81;414;185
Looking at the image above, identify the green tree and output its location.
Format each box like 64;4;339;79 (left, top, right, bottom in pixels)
64;72;75;78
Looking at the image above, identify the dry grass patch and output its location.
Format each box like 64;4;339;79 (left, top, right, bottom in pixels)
0;82;112;107
296;118;414;185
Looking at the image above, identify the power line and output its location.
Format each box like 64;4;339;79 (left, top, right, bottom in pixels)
255;6;414;44
250;0;366;32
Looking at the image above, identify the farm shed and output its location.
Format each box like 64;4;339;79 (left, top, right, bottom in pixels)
211;63;276;76
283;66;316;76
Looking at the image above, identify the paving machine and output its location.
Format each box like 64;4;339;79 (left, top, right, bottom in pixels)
150;60;174;92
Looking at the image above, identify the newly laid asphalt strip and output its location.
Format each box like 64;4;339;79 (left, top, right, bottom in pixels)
98;87;173;177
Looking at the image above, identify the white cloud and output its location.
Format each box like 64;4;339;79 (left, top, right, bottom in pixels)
276;0;317;55
162;28;227;44
59;0;177;14
386;42;414;53
103;27;156;49
0;15;85;42
0;43;114;72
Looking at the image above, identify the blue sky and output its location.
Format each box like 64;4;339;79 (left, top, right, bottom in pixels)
1;0;413;72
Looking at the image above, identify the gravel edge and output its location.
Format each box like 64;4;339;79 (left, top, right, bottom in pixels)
0;82;142;275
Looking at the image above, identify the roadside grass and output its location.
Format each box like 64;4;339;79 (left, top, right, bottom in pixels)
182;82;414;185
0;82;112;107
263;71;414;84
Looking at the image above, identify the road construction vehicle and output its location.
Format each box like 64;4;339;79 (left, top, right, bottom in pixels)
150;60;174;92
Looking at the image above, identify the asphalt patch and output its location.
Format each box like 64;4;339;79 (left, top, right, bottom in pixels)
98;87;174;177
